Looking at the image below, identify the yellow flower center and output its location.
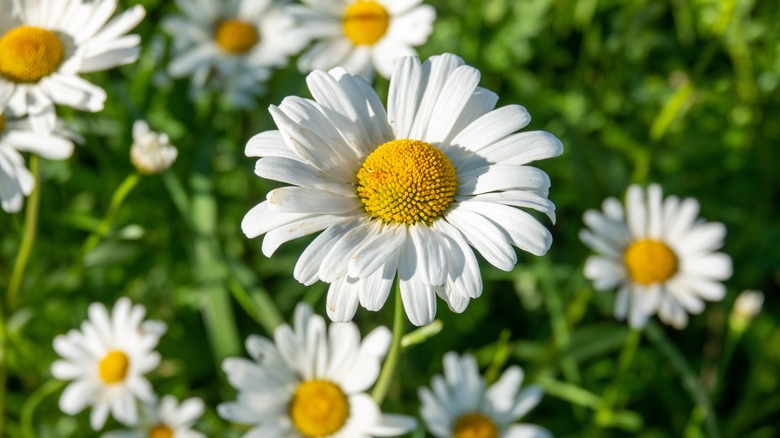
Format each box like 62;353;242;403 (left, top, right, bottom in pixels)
98;350;130;384
0;26;64;83
148;424;173;438
342;1;389;45
453;413;499;438
214;19;259;54
356;139;458;225
289;380;349;437
624;239;678;285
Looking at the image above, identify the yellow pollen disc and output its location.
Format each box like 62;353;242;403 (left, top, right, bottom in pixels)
98;350;130;384
289;380;349;437
343;1;389;45
356;139;458;225
148;424;173;438
214;19;259;54
0;26;64;83
453;413;499;438
624;239;678;285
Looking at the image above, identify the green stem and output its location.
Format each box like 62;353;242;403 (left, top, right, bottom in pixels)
20;379;65;438
7;156;41;311
591;328;642;435
371;281;405;405
82;172;141;257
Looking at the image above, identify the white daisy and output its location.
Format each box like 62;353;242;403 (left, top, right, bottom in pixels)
218;303;416;438
102;395;206;438
579;183;733;329
0;107;77;212
51;297;167;430
295;0;435;79
419;352;550;438
130;120;178;175
163;0;309;108
242;53;563;326
0;0;146;127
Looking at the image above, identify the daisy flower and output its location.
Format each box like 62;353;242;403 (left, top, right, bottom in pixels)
419;352;550;438
0;107;78;212
102;395;206;438
580;184;733;329
218;303;416;437
51;297;167;430
130;120;178;175
0;0;146;127
163;0;309;107
242;53;563;326
295;0;435;79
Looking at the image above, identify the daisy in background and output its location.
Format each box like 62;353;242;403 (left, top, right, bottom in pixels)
580;184;733;329
163;0;309;108
294;0;435;79
52;297;167;430
0;106;79;212
242;53;563;326
130;120;178;175
0;0;145;128
102;395;206;438
419;352;550;438
218;303;416;437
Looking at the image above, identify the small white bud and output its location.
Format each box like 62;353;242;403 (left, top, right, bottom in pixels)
130;120;177;175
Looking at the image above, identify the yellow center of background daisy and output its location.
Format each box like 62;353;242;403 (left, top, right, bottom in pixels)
98;350;130;384
0;114;5;133
452;413;499;438
148;424;173;438
289;380;349;437
356;139;458;225
624;239;678;285
342;0;389;45
214;19;259;54
0;26;64;83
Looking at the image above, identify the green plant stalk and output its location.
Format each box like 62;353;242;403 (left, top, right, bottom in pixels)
7;156;41;311
371;281;405;405
645;322;720;438
20;379;65;438
591;328;641;435
2;156;41;437
81;172;141;257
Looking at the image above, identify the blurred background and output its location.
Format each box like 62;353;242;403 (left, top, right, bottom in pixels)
1;0;778;436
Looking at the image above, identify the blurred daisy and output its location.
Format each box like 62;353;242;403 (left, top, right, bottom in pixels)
102;395;206;438
0;107;78;212
218;303;416;437
163;0;309;107
130;120;178;175
580;184;733;329
729;289;763;334
419;352;550;438
52;297;167;430
242;53;562;325
0;0;145;127
295;0;435;79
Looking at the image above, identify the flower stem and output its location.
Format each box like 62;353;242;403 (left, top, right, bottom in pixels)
81;172;141;257
7;156;41;311
591;328;642;435
371;281;405;405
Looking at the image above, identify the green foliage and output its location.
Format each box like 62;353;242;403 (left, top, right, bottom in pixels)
1;0;779;436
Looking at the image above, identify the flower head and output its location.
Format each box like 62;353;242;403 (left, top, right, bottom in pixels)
580;184;733;329
163;0;309;107
0;106;78;212
0;0;145;126
419;352;550;438
295;0;435;79
218;303;416;437
51;297;167;430
242;53;563;325
131;120;178;175
102;395;206;438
